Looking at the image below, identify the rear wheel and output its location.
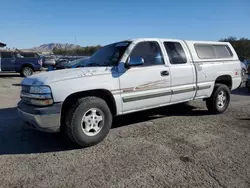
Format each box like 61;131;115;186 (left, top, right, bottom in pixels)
20;67;33;77
241;69;246;76
65;96;112;147
246;80;250;92
206;84;230;114
246;80;249;88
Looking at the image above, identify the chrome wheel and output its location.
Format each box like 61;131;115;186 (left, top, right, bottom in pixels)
23;67;33;77
217;91;227;108
81;108;104;136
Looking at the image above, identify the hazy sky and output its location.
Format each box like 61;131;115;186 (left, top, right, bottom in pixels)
0;0;249;48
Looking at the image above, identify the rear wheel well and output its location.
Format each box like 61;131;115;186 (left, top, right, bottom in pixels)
215;75;232;90
21;64;34;71
60;89;117;128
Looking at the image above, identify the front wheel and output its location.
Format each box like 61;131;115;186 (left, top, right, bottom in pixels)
20;67;33;77
206;84;230;114
65;97;112;147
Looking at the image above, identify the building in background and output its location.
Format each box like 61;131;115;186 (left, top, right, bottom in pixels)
0;42;6;48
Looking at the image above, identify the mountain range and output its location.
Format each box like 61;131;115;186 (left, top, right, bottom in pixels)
22;43;82;52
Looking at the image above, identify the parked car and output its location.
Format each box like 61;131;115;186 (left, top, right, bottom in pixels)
243;59;250;68
0;51;43;77
246;63;250;91
18;38;242;147
47;57;89;71
54;56;87;67
41;55;57;68
241;61;247;75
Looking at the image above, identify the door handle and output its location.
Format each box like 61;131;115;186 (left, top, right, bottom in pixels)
161;70;169;76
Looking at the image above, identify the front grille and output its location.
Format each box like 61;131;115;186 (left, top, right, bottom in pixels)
21;85;31;105
22;85;31;93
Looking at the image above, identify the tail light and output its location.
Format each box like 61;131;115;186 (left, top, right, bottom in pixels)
38;59;43;66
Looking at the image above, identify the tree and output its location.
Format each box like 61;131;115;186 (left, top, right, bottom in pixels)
219;37;250;60
52;45;102;56
52;47;58;54
219;36;237;42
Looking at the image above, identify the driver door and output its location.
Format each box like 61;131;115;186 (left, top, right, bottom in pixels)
118;40;172;113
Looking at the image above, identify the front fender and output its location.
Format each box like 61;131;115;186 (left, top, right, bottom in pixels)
49;75;120;102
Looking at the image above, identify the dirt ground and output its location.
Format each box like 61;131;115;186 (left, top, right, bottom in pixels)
0;73;249;188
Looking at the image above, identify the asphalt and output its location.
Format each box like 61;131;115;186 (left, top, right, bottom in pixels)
0;73;249;188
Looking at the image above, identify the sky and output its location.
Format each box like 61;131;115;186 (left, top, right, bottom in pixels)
0;0;249;49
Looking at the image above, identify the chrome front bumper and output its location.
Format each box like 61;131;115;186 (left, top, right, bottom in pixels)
18;101;62;133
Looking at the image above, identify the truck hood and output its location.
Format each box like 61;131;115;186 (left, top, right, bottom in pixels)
21;67;112;86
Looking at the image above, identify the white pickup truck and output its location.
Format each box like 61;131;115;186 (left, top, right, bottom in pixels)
18;38;242;147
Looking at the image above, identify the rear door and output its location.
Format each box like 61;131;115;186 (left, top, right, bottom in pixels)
161;40;196;102
0;52;15;71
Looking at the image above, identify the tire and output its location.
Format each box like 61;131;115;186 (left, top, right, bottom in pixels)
65;96;112;147
20;66;33;77
241;69;245;76
206;84;230;114
246;80;249;88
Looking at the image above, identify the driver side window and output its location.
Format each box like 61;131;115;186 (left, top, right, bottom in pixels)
129;41;164;66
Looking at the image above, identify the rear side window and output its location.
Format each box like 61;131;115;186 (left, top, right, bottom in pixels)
214;45;232;58
163;42;187;64
130;41;164;66
194;45;215;59
1;52;13;58
17;53;39;58
195;44;232;59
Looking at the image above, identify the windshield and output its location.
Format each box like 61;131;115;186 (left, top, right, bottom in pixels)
86;41;131;66
64;58;89;68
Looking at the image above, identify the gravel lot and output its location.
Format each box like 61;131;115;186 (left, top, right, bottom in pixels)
0;73;249;188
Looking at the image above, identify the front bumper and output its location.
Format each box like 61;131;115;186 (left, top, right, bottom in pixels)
17;101;62;132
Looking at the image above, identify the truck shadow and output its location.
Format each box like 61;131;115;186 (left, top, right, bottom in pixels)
112;103;209;128
12;83;22;86
0;103;208;155
231;86;250;96
237;118;250;130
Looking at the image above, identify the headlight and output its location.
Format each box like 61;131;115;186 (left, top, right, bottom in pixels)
21;85;54;106
29;86;52;94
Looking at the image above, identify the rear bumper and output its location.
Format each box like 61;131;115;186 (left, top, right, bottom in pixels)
17;101;62;132
233;76;243;90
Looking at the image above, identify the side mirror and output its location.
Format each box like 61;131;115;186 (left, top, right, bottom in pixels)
126;56;144;68
16;54;24;58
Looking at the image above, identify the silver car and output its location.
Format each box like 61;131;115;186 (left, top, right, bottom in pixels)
42;56;57;67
